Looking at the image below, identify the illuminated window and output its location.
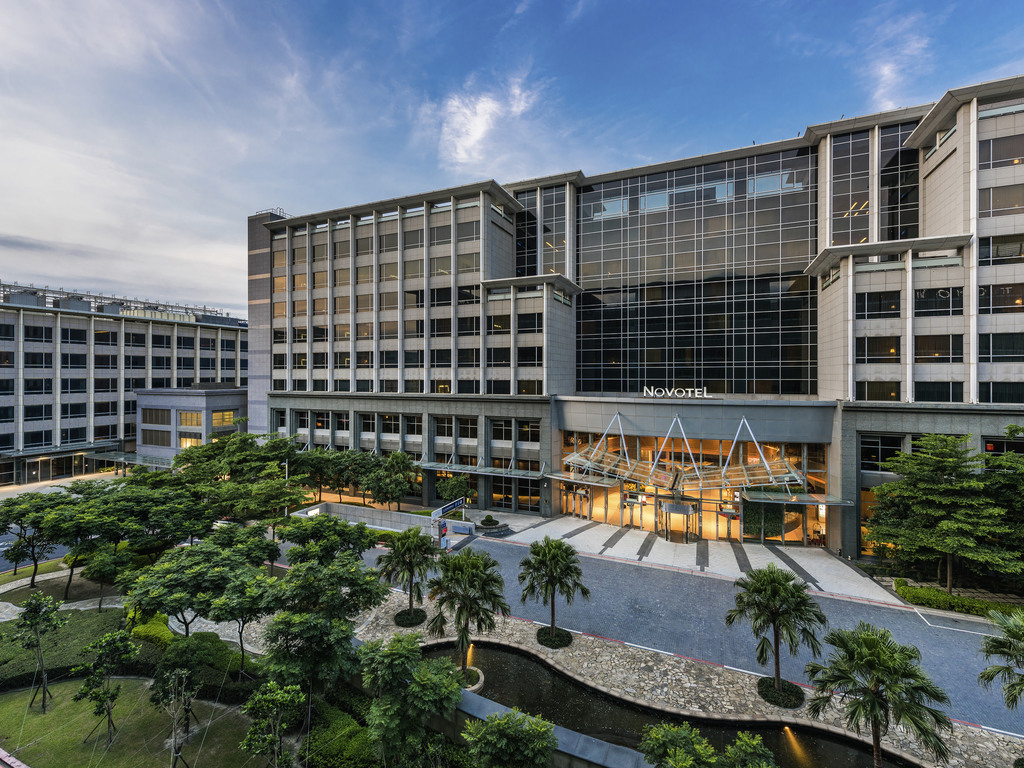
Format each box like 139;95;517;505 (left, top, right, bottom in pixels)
211;410;235;427
178;411;202;427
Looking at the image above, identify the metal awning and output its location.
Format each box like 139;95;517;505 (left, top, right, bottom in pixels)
742;491;853;506
545;471;620;488
417;461;545;480
83;451;174;468
1;440;119;459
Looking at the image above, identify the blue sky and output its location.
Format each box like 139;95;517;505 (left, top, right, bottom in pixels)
1;0;1022;316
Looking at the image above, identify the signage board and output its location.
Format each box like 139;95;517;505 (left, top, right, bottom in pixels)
431;497;466;520
642;386;713;399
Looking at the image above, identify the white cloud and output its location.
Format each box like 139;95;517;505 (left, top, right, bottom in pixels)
856;6;938;111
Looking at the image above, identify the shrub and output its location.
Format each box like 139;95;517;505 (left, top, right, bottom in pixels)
329;683;374;725
756;676;804;708
304;701;380;768
376;530;396;547
480;515;499;528
130;612;174;650
536;626;573;649
394;608;426;627
461;667;480;687
893;579;1021;617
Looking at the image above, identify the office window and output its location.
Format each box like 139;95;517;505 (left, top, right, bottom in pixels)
486;348;511;367
404;379;423;393
981;382;1024;403
0;352;12;368
0;324;14;341
458;287;480;305
430;349;451;368
914;334;963;363
378;414;400;434
915;381;963;402
831;130;871;245
310;326;328;342
405;350;424;368
486;380;511;395
124;377;146;391
980;235;1024;266
356;322;373;340
980;184;1024;217
855;381;900;401
430;287;451;307
178;436;202;449
356;265;374;284
142;429;171;447
151;356;171;370
405;259;424;278
404;228;424;249
292;299;307;316
457;252;480;273
0;406;15;423
458;348;480;367
272;379;287;391
404;319;424;339
335;294;351;314
61;427;87;443
93;378;117;393
292;246;308;264
405;289;425;308
24;404;52;421
27;352;54;368
518;346;543;367
429;255;451;276
124;332;145;347
179;411;202;427
93;401;117;417
381;350;399;369
487;315;511;335
61;402;87;418
980;333;1024;362
293;273;308;291
209;410;234;428
855;291;900;319
379;232;399;253
518;380;542;395
457;316;480;336
312;271;328;289
24;325;53;343
24;379;53;395
430;378;451;394
312;352;328;369
334;324;351;340
456;220;480;242
404;415;422;435
914;287;962;317
356;351;374;369
312;298;328;315
273;302;286;318
142;408;171;425
379;321;399;339
429;225;451;246
0;380;12;395
517;420;540;443
331;412;350;431
292;352;308;368
273;275;287;292
380;292;399;310
457;379;480;394
334;267;351;285
24;430;53;447
979;283;1024;313
429;318;451;338
457;418;478;439
980;134;1024;170
518;312;543;334
355;294;373;312
434;417;454;437
272;249;287;267
860;434;903;471
491;419;513;441
854;337;900;364
60;328;87;344
272;353;287;369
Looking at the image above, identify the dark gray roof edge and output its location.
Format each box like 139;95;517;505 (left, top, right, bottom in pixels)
503;170;585;191
908;74;1024;148
803;103;935;143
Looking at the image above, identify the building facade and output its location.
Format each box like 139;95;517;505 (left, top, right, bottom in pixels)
0;282;247;485
248;75;1024;558
134;384;248;463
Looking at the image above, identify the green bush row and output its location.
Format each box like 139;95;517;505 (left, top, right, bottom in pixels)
131;611;175;649
893;579;1021;616
328;683;374;725
304;700;379;768
756;676;805;708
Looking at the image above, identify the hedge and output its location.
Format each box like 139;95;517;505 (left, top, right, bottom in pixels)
304;701;380;768
328;683;373;725
893;579;1022;617
131;612;175;649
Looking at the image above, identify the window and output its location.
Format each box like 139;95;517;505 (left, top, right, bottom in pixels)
24;430;52;448
355;294;373;312
379;232;399;252
430;287;451;307
334;267;351;284
491;419;512;441
24;379;53;395
24;325;52;343
273;353;287;369
335;324;351;340
518;346;543;367
26;352;53;368
405;289;425;308
380;292;399;310
293;273;308;290
405;350;424;368
125;332;146;347
312;298;328;315
211;410;234;427
0;324;14;341
292;352;308;368
61;378;87;394
493;477;513;509
381;350;399;368
855;337;900;363
379;321;399;339
311;326;328;342
355;237;373;256
430;349;451;368
331;412;350;431
356;322;373;339
457;379;479;393
518;380;542;395
984;436;1024;455
404;379;423;393
980;184;1024;217
124;377;146;392
0;380;12;395
292;300;307;316
486;380;511;395
142;429;171;447
405;259;423;278
457;317;480;336
981;382;1024;403
860;434;902;471
61;427;87;443
457;418;478;439
405;415;422;435
405;229;424;249
125;355;146;369
914;287;962;317
486;348;511;367
153;356;172;370
296;412;310;429
458;348;480;367
457;252;480;273
61;402;87;418
915;382;963;402
312;271;328;288
356;351;374;369
179;411;202;427
142;408;171;425
93;401;117;417
61;328;87;344
979;283;1024;313
292;247;307;264
855;381;901;401
517;420;540;443
404;319;424;339
456;220;480;242
24;404;52;421
94;378;117;393
487;315;511;335
356;266;374;284
429;225;451;246
855;291;900;319
434;417;454;437
429;318;451;337
458;287;480;305
0;351;12;368
914;335;963;363
980;235;1024;266
272;250;286;267
380;414;400;433
980;134;1024;169
273;302;286;318
312;352;328;369
517;312;543;333
429;255;451;276
980;333;1024;362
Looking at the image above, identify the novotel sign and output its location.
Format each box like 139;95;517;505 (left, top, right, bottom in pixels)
642;386;714;399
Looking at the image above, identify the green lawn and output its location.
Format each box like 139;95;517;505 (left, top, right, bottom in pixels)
0;678;253;768
0;560;65;588
2;573;120;605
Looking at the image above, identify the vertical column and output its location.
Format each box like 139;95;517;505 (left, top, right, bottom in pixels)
54;312;62;447
846;256;855;400
869;125;880;243
905;248;913;402
968;97;980;403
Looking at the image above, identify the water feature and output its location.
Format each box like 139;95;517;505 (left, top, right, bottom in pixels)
427;642;914;768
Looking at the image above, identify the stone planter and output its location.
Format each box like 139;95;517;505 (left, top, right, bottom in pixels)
464;665;484;694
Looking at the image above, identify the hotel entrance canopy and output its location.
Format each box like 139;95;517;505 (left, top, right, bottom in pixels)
560;412;805;493
741;491;852;506
417;460;546;480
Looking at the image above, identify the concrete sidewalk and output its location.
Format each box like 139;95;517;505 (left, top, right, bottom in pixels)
465;511;897;603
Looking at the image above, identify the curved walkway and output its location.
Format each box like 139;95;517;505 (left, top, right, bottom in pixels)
357;590;1020;768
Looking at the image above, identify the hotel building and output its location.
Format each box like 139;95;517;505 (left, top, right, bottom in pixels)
0;282;247;485
248;75;1024;559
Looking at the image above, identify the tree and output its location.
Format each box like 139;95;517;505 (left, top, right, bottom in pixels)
725;563;826;692
280;514;377;565
463;708;558;768
150;667;200;768
207;567;274;675
205;522;281;570
426;547;511;671
979;608;1024;713
0;492;60;585
984;426;1024;563
870;433;1021;592
12;592;68;713
240;681;304;768
806;622;952;768
72;630;139;747
720;732;777;768
82;544;133;612
376;525;441;619
292;447;333;501
345;450;384;503
364;467;409;512
639;722;717;768
358;633;463;765
43;496;111;601
435;473;472;505
518;536;590;644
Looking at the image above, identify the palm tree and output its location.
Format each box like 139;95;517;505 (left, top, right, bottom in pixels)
426;547;510;671
806;622;952;768
518;536;590;642
376;526;441;618
725;563;826;692
979;608;1024;713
